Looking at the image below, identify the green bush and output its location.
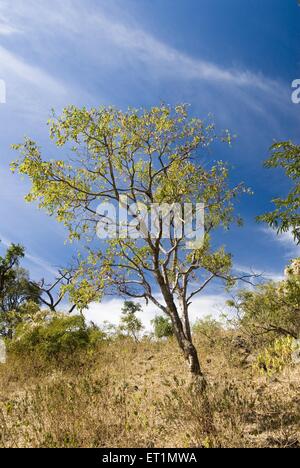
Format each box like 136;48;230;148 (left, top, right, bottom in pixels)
193;315;223;345
151;315;174;339
228;269;300;344
254;337;295;376
9;313;104;360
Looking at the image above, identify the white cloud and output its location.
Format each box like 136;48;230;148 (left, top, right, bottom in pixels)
0;0;285;100
0;46;65;94
92;14;281;96
83;293;228;331
0;24;19;35
0;12;21;35
262;227;300;258
0;0;290;127
234;228;300;283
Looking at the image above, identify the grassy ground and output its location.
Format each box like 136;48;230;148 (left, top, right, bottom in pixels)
0;333;299;448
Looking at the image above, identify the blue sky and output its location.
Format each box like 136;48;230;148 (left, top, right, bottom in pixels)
0;0;299;326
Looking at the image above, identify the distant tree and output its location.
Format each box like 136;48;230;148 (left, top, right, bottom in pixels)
119;301;144;342
0;242;25;295
258;141;300;244
12;104;252;392
0;242;82;337
0;242;40;337
151;315;174;339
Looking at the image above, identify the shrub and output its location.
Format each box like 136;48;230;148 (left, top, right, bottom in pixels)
8;313;104;360
254;337;295;376
193;315;223;345
151;316;174;339
228;271;300;343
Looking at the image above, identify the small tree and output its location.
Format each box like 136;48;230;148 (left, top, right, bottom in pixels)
119;301;144;342
258;141;300;244
0;242;40;337
0;242;25;297
12;104;251;391
152;315;173;339
228;263;300;342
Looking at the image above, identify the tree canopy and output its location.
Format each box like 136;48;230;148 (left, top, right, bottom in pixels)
12;104;251;387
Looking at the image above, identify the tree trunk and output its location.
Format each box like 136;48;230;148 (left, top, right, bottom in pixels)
168;308;207;392
155;281;215;437
154;273;207;392
171;315;216;437
181;336;207;392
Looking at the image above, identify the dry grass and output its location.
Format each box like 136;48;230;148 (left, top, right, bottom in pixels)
0;335;299;448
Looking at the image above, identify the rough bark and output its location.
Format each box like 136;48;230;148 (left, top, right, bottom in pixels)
167;305;207;392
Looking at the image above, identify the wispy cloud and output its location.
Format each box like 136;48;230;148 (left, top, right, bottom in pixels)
0;235;57;276
0;12;21;35
0;0;285;101
233;227;300;282
0;23;19;36
24;252;57;276
92;14;282;96
262;227;300;258
0;46;65;94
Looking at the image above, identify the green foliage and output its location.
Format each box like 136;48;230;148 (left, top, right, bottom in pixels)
9;313;104;360
254;337;295;376
119;301;144;342
11;104;248;311
151;315;174;339
258;141;300;244
193;315;223;343
0;242;24;269
0;241;40;337
228;265;300;342
0;242;25;306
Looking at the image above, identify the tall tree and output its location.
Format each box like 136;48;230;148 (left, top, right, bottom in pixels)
12;104;250;391
258;141;300;244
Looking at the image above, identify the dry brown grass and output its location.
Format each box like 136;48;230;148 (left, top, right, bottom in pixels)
0;335;299;448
